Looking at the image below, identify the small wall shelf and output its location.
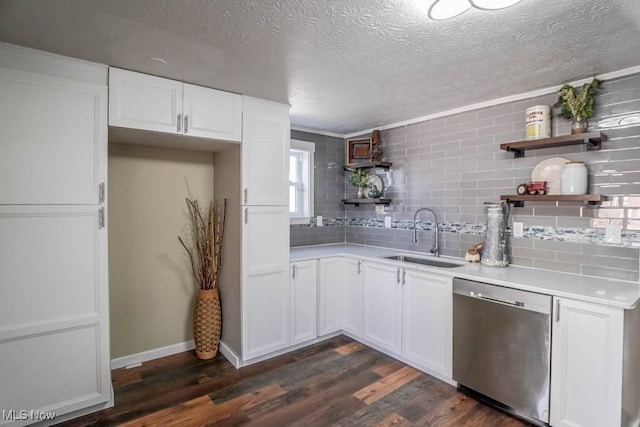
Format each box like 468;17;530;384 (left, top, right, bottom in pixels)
500;194;608;207
500;132;606;158
342;198;391;206
344;161;393;171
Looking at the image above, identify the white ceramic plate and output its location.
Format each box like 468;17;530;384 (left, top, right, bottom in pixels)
365;174;384;198
531;157;569;195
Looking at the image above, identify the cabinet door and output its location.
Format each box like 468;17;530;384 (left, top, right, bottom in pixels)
342;258;363;338
289;260;318;346
0;66;107;204
402;269;452;377
362;262;403;354
109;67;182;134
242;206;290;360
550;297;624;427
182;83;241;142
241;97;290;206
318;257;343;336
0;205;110;418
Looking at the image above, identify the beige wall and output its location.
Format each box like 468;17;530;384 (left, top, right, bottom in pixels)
213;145;242;355
108;143;215;359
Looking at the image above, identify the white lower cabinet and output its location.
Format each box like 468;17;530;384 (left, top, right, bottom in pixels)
342;258;363;338
317;257;343;336
550;297;624;427
289;260;318;346
362;262;403;355
402;269;452;378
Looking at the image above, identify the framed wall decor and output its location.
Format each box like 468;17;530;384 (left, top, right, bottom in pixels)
346;137;372;164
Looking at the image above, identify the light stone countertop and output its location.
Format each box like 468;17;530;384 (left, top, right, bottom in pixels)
290;243;640;309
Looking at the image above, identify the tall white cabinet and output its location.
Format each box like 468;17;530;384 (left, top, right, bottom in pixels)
240;97;291;361
0;44;111;424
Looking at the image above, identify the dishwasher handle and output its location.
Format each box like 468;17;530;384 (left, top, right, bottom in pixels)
471;292;524;308
453;277;552;315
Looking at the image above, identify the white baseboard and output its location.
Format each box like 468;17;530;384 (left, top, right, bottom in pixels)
110;340;195;370
219;341;242;368
238;332;342;368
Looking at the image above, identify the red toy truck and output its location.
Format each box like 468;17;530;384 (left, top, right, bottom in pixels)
516;181;547;195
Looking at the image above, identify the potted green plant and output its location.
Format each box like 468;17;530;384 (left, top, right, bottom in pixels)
555;78;602;134
349;168;370;199
178;198;226;360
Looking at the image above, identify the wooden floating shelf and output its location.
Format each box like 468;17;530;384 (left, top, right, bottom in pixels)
499;132;606;158
500;194;608;207
344;161;393;171
342;198;392;206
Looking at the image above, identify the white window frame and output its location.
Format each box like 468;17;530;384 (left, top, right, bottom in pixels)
289;139;315;224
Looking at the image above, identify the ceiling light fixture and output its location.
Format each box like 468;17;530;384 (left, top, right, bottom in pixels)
470;0;523;9
427;0;524;20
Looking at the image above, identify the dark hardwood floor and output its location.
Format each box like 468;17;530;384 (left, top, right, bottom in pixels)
58;336;527;426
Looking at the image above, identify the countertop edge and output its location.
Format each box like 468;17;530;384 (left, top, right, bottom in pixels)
290;244;640;310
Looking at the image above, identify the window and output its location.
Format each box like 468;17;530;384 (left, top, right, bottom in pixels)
289;139;315;223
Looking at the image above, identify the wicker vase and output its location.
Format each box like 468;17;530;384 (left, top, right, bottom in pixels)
193;288;221;360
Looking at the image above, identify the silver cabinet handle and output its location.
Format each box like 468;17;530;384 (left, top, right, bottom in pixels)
357;260;361;274
402;269;406;286
292;264;296;279
397;268;401;284
244;188;248;204
177;113;182;133
244;208;248;224
184;115;189;133
555;299;561;323
98;207;105;229
98;182;105;204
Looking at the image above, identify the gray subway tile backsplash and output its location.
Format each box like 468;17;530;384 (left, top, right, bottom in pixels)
291;73;640;281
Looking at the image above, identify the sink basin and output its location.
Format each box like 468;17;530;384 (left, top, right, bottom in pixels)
383;255;464;268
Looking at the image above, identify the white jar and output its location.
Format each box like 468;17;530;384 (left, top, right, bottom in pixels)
561;162;588;195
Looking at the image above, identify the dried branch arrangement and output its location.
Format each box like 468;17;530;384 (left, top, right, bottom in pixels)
178;198;227;291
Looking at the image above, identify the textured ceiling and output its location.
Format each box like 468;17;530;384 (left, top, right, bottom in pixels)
1;0;640;134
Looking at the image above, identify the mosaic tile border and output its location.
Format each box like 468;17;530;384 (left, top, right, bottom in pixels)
291;217;640;247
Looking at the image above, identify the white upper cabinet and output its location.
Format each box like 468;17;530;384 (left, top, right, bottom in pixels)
241;97;290;206
182;83;241;141
108;68;182;134
0;66;107;205
108;68;241;142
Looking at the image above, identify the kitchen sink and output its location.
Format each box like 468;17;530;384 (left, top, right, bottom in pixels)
383;255;464;268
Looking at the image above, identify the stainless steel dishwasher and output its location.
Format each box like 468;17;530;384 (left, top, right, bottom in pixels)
453;278;552;426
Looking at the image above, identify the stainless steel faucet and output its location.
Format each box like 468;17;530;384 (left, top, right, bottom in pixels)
413;207;440;257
